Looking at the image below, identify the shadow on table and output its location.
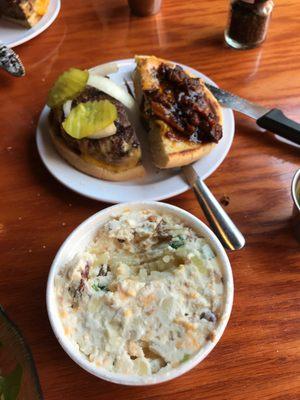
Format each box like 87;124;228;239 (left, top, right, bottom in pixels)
0;70;18;87
26;134;110;211
192;31;227;49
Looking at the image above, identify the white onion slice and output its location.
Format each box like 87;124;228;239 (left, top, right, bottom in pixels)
88;62;119;77
87;74;136;112
86;123;117;139
63;100;72;118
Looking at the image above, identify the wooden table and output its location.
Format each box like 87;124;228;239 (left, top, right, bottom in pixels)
1;0;299;398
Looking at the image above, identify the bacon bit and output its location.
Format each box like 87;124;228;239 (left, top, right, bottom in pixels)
81;263;90;280
78;279;85;294
206;332;216;342
98;264;110;276
220;195;230;207
147;215;157;222
156;220;172;241
200;311;217;323
76;263;90;294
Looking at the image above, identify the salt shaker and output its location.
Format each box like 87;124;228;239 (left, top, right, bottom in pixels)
225;0;274;49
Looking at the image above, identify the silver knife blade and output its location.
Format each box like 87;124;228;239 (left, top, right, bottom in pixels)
205;82;269;120
0;42;25;77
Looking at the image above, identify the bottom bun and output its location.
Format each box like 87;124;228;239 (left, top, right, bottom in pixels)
49;125;145;182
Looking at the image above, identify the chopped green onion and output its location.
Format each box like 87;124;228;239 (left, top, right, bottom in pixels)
169;236;185;249
92;283;108;292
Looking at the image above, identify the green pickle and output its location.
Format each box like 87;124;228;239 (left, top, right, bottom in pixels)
47;68;89;108
62;100;118;139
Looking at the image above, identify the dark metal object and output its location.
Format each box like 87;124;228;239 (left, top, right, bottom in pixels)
206;83;300;145
291;169;300;242
0;42;25;77
182;165;245;251
0;306;43;399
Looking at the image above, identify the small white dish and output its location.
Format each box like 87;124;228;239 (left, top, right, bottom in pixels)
36;59;235;203
47;201;234;386
0;0;60;48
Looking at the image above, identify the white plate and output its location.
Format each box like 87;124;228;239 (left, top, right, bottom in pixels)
0;0;60;48
36;59;235;203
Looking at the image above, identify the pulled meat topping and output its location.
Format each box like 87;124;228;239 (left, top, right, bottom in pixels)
146;64;223;143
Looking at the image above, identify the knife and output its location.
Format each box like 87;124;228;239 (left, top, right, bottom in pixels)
205;83;300;145
0;41;25;77
182;164;245;251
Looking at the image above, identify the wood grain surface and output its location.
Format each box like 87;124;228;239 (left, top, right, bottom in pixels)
0;0;299;399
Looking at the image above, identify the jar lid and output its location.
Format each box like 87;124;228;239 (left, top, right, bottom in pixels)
240;0;269;3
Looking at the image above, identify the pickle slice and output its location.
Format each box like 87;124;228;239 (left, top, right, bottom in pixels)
47;68;89;109
62;100;118;139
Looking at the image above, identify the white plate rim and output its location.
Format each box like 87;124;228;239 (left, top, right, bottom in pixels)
0;0;61;48
36;58;235;203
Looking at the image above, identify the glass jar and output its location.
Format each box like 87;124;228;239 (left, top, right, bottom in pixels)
225;0;274;49
127;0;162;17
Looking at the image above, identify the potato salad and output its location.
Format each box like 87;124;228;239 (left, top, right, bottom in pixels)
55;209;224;376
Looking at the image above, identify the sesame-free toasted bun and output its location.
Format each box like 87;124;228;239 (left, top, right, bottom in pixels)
134;55;223;169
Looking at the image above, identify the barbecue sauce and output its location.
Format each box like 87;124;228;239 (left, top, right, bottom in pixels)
145;64;223;144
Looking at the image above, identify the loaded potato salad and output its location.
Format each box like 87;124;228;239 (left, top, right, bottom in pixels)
55;209;224;376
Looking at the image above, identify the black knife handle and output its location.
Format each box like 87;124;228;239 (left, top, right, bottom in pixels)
257;108;300;145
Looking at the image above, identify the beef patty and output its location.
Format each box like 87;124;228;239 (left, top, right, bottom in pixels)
50;86;140;166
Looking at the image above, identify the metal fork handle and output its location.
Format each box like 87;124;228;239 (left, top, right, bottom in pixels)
192;178;245;251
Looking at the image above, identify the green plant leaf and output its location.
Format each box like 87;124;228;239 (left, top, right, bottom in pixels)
0;364;22;400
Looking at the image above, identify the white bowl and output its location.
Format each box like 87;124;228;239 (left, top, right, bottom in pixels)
47;201;234;386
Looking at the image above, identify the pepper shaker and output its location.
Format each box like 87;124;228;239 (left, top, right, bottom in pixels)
225;0;274;49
